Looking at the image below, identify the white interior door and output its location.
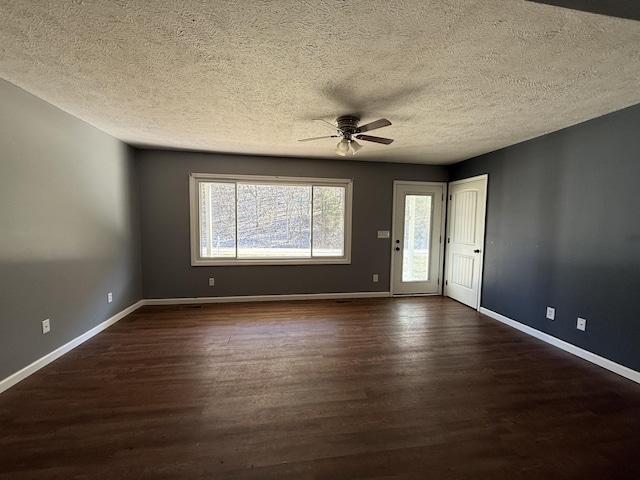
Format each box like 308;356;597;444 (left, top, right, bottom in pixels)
391;182;445;295
444;175;488;309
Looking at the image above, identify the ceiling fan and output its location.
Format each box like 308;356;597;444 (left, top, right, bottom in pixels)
299;116;394;156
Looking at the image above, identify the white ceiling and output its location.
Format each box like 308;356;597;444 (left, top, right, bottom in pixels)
1;0;639;165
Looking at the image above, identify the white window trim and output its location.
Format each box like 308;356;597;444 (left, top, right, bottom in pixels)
189;173;353;266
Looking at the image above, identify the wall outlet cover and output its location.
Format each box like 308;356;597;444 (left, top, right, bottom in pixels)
42;319;50;334
577;317;587;331
373;274;379;282
546;307;555;320
208;277;215;286
107;292;113;303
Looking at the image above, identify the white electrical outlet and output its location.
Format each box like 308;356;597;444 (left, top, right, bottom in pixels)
208;277;215;286
107;292;113;303
372;274;379;283
577;317;587;331
546;307;555;320
42;319;50;334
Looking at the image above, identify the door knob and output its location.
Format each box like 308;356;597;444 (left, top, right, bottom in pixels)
474;249;481;253
395;247;400;251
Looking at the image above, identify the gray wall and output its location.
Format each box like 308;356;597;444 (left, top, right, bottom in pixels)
137;150;447;298
450;103;640;372
0;79;142;380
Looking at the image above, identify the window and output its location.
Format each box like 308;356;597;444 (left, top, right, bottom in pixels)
189;173;352;265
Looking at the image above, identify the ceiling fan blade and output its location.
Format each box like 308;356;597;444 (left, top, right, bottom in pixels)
355;134;394;145
357;118;392;133
313;119;344;134
298;135;339;142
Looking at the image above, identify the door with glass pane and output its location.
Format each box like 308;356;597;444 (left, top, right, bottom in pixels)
391;182;445;295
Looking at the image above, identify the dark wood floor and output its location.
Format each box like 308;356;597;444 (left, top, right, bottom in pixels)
2;297;640;479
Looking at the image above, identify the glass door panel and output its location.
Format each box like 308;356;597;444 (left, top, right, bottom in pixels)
402;194;432;282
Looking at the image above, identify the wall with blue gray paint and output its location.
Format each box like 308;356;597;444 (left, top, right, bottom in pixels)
449;103;640;371
137;150;447;298
0;79;142;381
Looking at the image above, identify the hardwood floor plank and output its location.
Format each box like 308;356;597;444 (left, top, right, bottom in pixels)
1;297;640;479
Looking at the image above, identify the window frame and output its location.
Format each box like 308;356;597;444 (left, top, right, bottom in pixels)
189;173;353;266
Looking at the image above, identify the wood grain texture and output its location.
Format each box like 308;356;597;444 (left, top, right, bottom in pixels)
1;297;640;479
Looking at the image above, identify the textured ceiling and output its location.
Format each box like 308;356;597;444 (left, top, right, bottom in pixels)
1;1;640;164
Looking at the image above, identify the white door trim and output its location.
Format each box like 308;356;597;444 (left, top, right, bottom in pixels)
390;181;447;296
445;174;488;310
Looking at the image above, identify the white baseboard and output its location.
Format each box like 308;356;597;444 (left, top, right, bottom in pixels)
0;300;144;395
143;291;391;306
480;307;640;385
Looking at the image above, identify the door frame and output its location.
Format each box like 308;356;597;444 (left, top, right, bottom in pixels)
444;174;488;311
390;181;447;296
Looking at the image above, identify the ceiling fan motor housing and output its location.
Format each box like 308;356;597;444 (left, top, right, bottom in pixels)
336;116;360;140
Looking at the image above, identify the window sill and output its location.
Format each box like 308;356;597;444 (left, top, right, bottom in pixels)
191;257;351;267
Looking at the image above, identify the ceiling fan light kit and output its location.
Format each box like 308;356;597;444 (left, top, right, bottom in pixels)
299;116;394;156
336;138;350;156
350;139;363;154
